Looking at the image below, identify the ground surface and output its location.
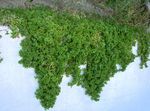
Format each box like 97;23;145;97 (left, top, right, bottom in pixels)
0;26;150;111
0;0;112;16
0;0;49;7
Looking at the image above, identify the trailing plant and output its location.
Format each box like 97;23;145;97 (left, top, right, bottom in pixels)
0;53;2;63
0;30;1;63
0;7;150;109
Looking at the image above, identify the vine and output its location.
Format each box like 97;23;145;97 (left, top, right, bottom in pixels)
0;34;2;62
0;7;150;109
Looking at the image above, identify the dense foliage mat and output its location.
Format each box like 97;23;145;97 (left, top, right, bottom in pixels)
0;7;150;109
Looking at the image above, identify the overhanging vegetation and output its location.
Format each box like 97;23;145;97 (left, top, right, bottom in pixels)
0;6;150;109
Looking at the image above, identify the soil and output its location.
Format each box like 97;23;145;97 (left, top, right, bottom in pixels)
0;0;113;16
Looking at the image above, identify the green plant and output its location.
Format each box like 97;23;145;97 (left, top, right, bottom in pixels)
0;58;2;63
0;30;1;62
0;7;149;109
26;0;33;2
0;52;2;62
106;0;150;27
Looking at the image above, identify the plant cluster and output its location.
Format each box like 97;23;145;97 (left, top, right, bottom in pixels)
0;34;2;63
0;7;150;109
0;53;2;63
106;0;150;28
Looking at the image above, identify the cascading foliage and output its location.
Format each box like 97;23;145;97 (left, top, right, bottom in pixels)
0;34;2;62
0;7;150;109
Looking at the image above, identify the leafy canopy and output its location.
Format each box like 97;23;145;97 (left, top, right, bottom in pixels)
0;7;150;109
